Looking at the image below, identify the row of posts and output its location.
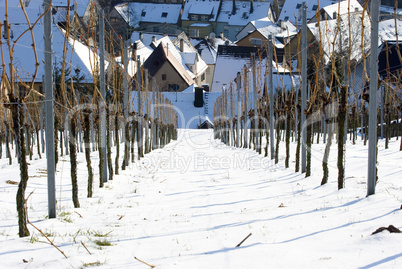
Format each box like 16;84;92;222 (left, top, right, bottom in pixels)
43;5;178;218
213;1;379;196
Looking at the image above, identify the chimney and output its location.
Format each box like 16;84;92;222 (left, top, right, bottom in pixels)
333;11;337;19
220;32;224;39
131;42;137;61
250;0;254;14
152;35;156;43
139;32;143;42
232;0;236;15
180;38;184;52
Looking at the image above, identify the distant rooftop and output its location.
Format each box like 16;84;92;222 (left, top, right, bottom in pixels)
115;2;182;28
217;0;270;26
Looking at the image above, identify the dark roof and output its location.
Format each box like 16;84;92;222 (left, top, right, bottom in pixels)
217;45;267;58
198;119;214;129
378;41;402;79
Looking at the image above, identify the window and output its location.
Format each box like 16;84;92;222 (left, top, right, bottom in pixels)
296;3;302;9
153;27;159;33
162;74;166;80
110;17;118;23
201;73;205;82
141;10;146;17
191;29;200;37
224;26;229;37
19;85;27;98
251;38;262;46
169;84;179;91
190;14;198;21
161;12;168;18
201;15;209;21
284;16;289;21
312;5;318;11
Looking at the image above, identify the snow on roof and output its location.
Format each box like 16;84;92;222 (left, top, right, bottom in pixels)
66;33;107;84
196;40;217;65
217;0;270;26
211;46;297;92
321;0;363;19
251;17;274;29
152;36;196;79
181;52;197;65
182;83;195;93
115;2;181;28
52;0;90;17
131;32;175;49
190;23;211;27
0;4;44;24
278;0;338;25
379;19;402;42
182;0;221;21
115;40;152;78
256;21;296;40
307;10;373;65
1;23;96;83
171;32;208;75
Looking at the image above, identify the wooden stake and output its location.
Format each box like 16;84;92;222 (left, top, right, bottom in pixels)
81;241;92;255
134;256;155;268
236;233;252;247
27;219;68;258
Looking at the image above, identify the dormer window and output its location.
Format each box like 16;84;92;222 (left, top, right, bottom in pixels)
141;10;146;17
161;12;168;18
201;15;209;21
296;3;302;9
190;14;198;20
312;5;318;11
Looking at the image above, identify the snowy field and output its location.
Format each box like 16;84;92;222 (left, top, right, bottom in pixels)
0;129;401;268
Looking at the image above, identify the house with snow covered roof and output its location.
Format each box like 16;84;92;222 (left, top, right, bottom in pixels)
172;32;209;86
308;0;363;23
181;0;222;38
0;3;100;97
347;18;402;96
114;1;182;36
235;18;296;50
194;34;235;88
216;0;274;41
377;19;402;81
211;45;299;93
277;0;338;27
307;8;370;65
283;0;370;65
142;42;195;92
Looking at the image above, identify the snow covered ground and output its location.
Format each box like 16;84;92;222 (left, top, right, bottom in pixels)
0;129;401;268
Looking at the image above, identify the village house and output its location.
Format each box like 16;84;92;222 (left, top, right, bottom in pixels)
142;42;195;92
114;1;183;36
211;45;299;93
284;0;368;64
216;0;274;41
0;1;99;98
181;0;222;38
194;33;235;88
172;32;209;86
235;18;296;49
277;0;338;27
